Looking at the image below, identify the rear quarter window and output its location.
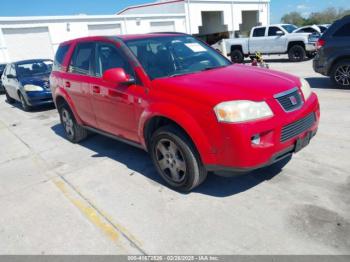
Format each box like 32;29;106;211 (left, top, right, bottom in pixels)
53;44;70;71
253;27;266;37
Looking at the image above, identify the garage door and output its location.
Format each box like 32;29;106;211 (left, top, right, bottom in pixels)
88;24;122;36
2;27;53;62
150;21;176;32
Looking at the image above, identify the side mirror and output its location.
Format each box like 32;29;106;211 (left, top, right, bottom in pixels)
7;74;16;79
102;68;135;86
276;30;284;36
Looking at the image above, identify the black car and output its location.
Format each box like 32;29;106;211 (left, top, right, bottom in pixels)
1;59;53;111
313;15;350;88
0;63;6;92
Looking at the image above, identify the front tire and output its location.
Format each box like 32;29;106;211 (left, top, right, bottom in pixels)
288;45;306;62
19;93;31;111
230;49;244;63
330;60;350;88
150;125;207;192
58;103;88;143
5;89;15;104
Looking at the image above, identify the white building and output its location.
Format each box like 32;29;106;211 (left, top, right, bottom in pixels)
0;0;270;63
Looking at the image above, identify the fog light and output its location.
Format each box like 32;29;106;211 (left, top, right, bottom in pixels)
251;134;261;145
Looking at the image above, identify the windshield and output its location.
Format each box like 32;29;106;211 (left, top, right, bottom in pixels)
16;60;53;77
282;24;298;33
126;35;231;80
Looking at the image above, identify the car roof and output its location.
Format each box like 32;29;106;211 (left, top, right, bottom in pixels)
60;33;187;45
13;59;53;65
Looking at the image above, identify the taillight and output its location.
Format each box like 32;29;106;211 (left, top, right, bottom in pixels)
316;39;325;50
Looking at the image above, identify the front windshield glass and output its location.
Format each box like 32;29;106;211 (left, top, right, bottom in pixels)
282;24;298;33
126;35;231;80
16;60;53;77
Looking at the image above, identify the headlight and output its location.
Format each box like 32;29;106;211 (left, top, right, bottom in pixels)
300;78;312;101
214;100;273;123
23;84;44;92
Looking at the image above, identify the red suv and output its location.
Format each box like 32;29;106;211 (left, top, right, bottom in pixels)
50;33;320;192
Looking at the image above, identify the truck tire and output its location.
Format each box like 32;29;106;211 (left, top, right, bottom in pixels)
230;49;244;63
58;103;88;143
288;45;306;62
306;52;316;59
330;60;350;88
150;125;207;192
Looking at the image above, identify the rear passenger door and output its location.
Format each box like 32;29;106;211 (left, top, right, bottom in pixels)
66;42;97;127
249;27;267;54
88;41;139;142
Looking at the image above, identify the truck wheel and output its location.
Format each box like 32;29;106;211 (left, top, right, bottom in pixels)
306;52;316;59
230;49;244;63
58;103;88;143
330;60;350;88
150;125;207;192
288;45;306;62
19;93;31;112
5;90;15;104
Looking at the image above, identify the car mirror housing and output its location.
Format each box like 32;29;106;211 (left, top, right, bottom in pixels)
102;68;135;86
276;31;284;36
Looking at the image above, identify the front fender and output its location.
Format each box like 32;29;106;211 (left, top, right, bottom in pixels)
139;103;217;164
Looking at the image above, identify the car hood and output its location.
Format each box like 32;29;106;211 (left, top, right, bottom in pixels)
152;64;301;106
19;74;50;89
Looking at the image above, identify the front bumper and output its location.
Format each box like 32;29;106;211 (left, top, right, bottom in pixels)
205;93;320;173
25;91;54;106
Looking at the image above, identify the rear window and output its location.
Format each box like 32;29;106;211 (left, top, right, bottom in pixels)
253;27;266;37
54;44;70;71
333;23;350;37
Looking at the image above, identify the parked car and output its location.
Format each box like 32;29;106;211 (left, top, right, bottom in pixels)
212;24;317;63
0;63;7;93
313;15;350;88
1;59;53;110
293;24;329;35
50;34;320;192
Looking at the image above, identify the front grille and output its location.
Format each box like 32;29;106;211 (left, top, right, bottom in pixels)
275;88;303;112
281;113;316;142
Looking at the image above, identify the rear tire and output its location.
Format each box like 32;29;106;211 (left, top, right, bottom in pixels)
230;49;244;63
288;45;306;62
150;125;207;192
58;103;88;143
5;89;15;104
330;60;350;88
19;93;31;111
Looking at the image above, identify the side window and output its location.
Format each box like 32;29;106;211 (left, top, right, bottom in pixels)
253;27;266;37
268;27;282;36
95;42;134;77
54;44;70;71
333;23;350;37
10;65;16;76
69;42;94;75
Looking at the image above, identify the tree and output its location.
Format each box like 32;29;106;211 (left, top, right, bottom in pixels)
281;12;305;26
281;7;350;26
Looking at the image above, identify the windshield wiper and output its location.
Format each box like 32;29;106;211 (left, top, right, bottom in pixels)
202;65;228;71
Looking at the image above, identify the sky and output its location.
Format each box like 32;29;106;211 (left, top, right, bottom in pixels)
0;0;349;23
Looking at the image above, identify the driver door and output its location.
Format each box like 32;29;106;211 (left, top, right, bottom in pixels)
88;41;141;142
266;26;287;53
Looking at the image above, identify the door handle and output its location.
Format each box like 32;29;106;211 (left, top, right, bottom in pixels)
93;85;101;94
65;81;71;88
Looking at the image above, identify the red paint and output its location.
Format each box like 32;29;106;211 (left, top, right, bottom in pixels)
50;35;320;171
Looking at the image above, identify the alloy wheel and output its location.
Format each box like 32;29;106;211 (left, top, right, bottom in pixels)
61;108;74;139
155;138;187;184
335;65;350;87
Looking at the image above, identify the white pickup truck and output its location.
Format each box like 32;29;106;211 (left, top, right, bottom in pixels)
212;24;317;63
